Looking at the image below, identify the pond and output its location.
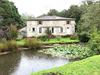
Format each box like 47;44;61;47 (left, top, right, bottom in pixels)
0;50;71;75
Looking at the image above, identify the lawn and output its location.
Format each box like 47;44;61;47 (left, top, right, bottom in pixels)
17;38;79;45
17;40;25;46
41;38;79;44
31;55;100;75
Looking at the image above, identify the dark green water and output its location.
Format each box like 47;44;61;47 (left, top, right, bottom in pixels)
0;50;70;75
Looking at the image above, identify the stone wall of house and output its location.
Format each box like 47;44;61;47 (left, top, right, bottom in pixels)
27;20;76;37
18;27;27;39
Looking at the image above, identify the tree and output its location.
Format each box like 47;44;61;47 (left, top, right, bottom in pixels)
21;13;35;24
78;2;100;34
0;0;24;28
58;9;67;17
66;5;82;24
47;9;59;16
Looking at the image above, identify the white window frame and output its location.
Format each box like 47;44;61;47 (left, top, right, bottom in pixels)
39;28;42;33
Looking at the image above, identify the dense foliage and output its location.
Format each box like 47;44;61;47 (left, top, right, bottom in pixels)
88;27;100;54
36;35;48;41
24;38;41;49
0;40;18;52
0;0;24;28
8;24;18;40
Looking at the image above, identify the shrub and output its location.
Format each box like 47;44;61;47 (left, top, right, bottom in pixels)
0;38;7;43
0;30;11;40
8;24;18;40
78;33;90;42
37;35;48;41
24;38;41;49
6;40;18;51
0;40;18;52
88;27;100;54
56;35;62;40
45;27;51;35
22;35;27;39
16;38;21;41
70;35;78;40
0;43;7;52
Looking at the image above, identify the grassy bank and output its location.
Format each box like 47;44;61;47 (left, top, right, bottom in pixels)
31;55;100;75
17;38;79;45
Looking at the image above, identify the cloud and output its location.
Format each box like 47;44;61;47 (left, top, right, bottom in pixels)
9;0;81;17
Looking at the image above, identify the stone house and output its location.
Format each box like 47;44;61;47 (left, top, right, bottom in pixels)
19;16;76;38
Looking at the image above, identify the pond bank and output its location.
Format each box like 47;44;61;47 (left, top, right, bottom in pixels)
0;42;86;56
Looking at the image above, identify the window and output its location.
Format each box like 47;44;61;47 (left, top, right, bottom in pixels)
39;21;42;24
32;28;35;32
39;28;42;33
60;27;63;32
52;28;54;33
67;21;70;24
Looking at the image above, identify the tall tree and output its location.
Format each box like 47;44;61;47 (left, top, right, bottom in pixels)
66;5;82;24
47;9;59;16
58;9;67;17
21;13;35;24
0;0;24;28
78;1;100;34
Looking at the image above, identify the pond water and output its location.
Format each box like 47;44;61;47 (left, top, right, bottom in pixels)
0;50;71;75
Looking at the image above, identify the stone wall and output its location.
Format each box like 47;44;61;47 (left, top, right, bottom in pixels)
26;20;76;37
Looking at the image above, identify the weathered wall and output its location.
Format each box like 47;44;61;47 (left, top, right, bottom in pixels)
27;20;76;37
18;27;27;39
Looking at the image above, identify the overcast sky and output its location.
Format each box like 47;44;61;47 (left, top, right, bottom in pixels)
9;0;82;17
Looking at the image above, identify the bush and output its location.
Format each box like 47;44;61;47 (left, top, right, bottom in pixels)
88;27;100;54
6;40;18;51
22;35;27;39
0;38;7;43
45;28;51;35
70;35;78;40
24;38;41;49
0;40;18;52
16;38;21;41
8;24;18;40
37;35;48;41
0;30;11;40
78;33;90;42
0;43;7;52
56;35;62;40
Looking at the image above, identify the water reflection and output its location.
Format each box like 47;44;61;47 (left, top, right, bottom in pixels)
0;50;70;75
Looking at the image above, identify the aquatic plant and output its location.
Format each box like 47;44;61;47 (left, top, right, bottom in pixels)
41;45;92;59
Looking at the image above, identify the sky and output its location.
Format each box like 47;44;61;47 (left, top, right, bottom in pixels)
9;0;82;17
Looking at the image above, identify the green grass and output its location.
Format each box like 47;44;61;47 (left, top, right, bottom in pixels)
31;55;100;75
42;38;79;44
17;38;79;45
17;40;25;46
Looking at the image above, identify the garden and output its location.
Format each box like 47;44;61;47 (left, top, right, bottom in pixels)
0;24;100;75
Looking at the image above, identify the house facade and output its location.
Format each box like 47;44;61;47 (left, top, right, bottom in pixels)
22;16;76;37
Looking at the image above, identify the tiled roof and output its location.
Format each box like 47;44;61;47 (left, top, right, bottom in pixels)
27;16;75;21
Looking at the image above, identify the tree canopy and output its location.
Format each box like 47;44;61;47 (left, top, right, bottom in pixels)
0;0;24;28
